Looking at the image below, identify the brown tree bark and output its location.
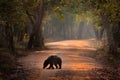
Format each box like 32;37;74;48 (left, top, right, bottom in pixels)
94;27;104;40
5;22;15;54
26;0;45;49
17;30;24;42
102;15;118;55
117;22;120;47
113;22;120;48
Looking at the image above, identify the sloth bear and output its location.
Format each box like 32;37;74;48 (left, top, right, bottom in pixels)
43;55;62;69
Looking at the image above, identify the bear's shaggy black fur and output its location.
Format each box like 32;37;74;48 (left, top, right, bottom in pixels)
43;55;62;69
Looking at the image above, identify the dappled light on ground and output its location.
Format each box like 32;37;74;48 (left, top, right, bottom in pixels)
19;39;102;80
63;63;101;70
46;39;96;50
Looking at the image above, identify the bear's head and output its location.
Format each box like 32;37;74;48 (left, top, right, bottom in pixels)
43;60;49;69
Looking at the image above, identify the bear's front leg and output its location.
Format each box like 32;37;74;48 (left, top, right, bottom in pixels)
54;64;58;69
59;64;62;69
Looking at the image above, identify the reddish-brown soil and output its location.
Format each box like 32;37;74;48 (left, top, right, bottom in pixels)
18;39;103;80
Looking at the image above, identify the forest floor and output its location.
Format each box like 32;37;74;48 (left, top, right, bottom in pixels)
18;39;120;80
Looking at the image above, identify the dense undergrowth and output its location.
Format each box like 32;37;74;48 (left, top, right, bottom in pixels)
0;49;29;80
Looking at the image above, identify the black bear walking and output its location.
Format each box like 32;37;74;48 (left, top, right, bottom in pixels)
43;55;62;69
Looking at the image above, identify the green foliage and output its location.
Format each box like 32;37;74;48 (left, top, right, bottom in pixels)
0;0;27;33
21;0;41;10
87;0;120;23
0;0;24;22
53;7;61;13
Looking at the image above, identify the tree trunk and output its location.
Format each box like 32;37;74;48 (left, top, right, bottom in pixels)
113;22;120;48
117;22;120;47
17;30;24;42
94;27;104;40
5;22;15;54
27;33;35;49
102;15;117;55
106;27;117;55
27;0;45;49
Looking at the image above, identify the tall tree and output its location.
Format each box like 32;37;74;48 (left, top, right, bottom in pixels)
21;0;63;49
87;0;120;55
0;0;24;54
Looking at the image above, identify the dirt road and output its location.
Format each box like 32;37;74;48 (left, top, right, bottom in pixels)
18;39;102;80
